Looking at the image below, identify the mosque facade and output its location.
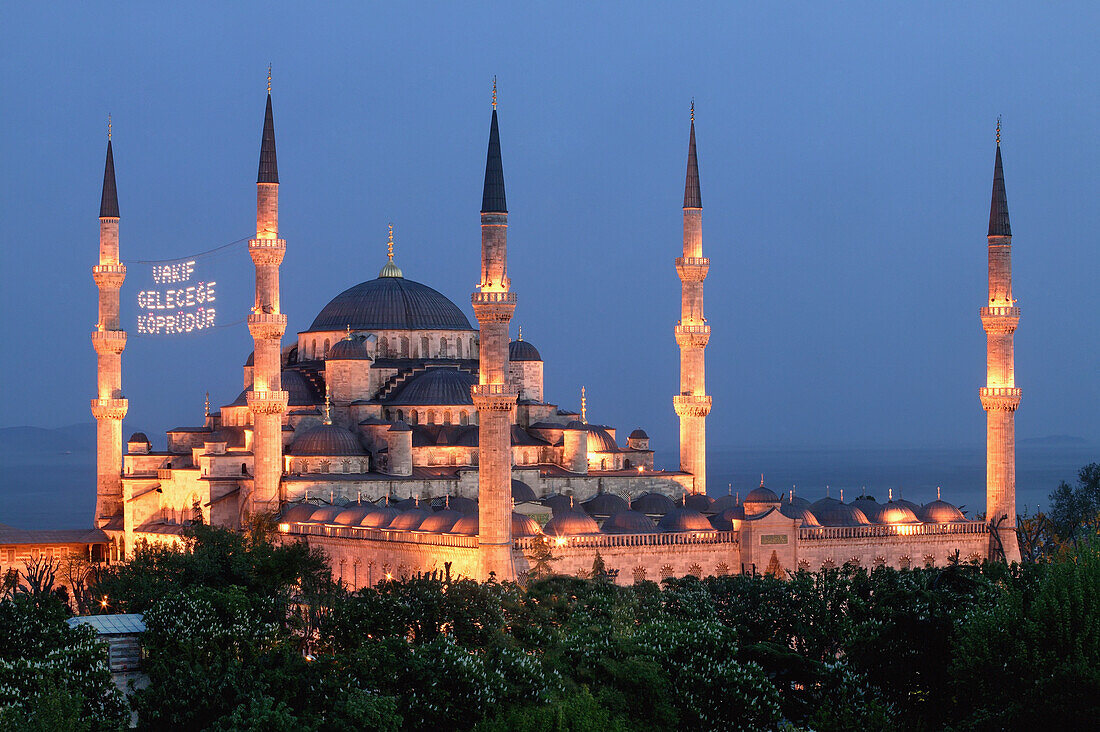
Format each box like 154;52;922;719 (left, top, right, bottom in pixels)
71;87;1023;585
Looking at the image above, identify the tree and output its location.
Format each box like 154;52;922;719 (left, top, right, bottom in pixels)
526;536;560;580
1048;463;1100;550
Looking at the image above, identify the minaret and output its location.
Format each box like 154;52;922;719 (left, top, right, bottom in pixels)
91;117;128;527
471;79;518;581
980;119;1021;562
245;68;289;517
673;102;712;495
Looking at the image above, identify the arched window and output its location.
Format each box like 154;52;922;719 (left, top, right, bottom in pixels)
456;339;463;359
312;339;318;359
443;411;452;425
410;409;418;425
397;409;404;422
323;339;330;358
379;337;388;358
241;463;248;475
440;337;450;358
459;411;468;426
421;336;430;358
400;336;410;358
427;410;436;425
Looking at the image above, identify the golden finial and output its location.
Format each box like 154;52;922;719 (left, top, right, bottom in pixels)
322;385;332;425
204;391;210;417
580;386;587;424
889;488;894;502
840;488;844;502
760;473;765;488
345;324;352;340
387;223;394;259
107;114;112;140
937;486;942;500
267;64;272;95
690;98;694;124
517;325;523;341
995;115;1002;146
492;76;497;109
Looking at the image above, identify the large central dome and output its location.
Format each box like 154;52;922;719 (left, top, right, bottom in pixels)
308;276;473;332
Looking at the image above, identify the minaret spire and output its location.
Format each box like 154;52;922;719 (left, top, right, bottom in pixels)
980;118;1022;562
100;120;119;218
257;69;279;185
673;103;712;495
472;85;518;581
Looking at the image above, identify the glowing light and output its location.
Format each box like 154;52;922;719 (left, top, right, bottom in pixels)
100;595;108;609
277;523;290;533
136;258;220;334
385;572;393;581
554;537;567;547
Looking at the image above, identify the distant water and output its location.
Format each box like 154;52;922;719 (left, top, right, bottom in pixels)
0;424;1095;529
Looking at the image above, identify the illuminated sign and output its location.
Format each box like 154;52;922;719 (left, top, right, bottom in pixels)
136;259;218;335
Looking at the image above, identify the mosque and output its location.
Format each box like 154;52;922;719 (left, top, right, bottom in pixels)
2;82;1023;588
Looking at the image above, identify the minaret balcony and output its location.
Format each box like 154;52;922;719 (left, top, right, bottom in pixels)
980;306;1020;334
673;394;712;418
249;238;286;266
675;323;710;348
91;329;127;355
471;291;517;322
91;397;129;420
979;387;1021;412
247;312;287;340
92;264;127;288
247;390;289;415
471;383;518;411
675;257;709;282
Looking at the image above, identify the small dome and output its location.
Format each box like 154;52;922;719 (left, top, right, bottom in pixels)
288;424;366;456
919;499;967;523
709;506;746;530
419;509;463;533
745;486;780;505
508;339;542;362
386;368;476;406
449;514;479;535
582;492;628;516
585;426;618;453
543;510;599;536
327;337;371;361
810;497;871;527
445;496;478;515
511;479;537;503
601;510;659;534
851;497;880;518
333;506;372;525
388;507;432;531
280;502;319;523
306;506;342;523
628;429;649;440
710;494;742;513
684;493;715;512
128;432;150;444
512;512;542;537
780;503;821;527
869;501;921;525
361;505;401;529
379;257;403;279
894;498;923;515
658;507;713;532
631;492;675;515
541;494;574;515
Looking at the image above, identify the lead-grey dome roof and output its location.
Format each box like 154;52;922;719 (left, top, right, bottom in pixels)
385;368;476;406
308;276;473;332
287;424;366;456
509;339;542;362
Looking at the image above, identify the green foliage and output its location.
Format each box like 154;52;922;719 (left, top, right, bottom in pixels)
0;594;128;731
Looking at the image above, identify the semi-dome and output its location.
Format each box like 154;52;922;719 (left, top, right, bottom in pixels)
780;502;822;527
333;506;372;525
327;337;371;361
419;509;463;533
388;507;432;531
308;276;473;332
386;368;476;406
684;493;715;512
582;492;628;516
444;496;478;515
745;485;780;505
810;497;871;527
710;493;741;513
508;339;542;362
919;499;967;523
306;506;342;523
233;367;321;408
709;506;746;530
511;479;537;503
543;510;599;536
288;424;366;456
658;507;713;532
631;492;675;515
449;514;479;535
601;510;659;534
512;512;542;537
280;502;319;523
628;429;649;440
868;501;921;525
585;426;618;453
851;497;880;518
361;505;401;529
